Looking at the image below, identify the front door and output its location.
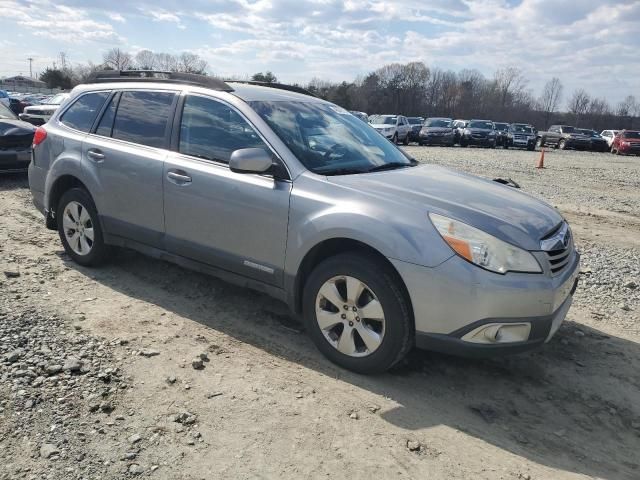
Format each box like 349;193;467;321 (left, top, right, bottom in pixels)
163;94;291;286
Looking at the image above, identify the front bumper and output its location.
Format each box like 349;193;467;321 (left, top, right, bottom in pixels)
420;134;454;145
464;136;495;146
0;148;31;173
391;248;580;357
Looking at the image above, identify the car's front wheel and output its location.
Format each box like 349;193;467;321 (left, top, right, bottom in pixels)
57;188;109;267
303;253;413;374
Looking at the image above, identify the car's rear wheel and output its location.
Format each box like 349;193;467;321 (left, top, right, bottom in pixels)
303;253;413;374
57;188;109;267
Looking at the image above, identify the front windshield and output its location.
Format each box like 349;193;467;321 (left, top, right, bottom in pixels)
494;123;508;131
250;101;413;175
407;117;423;125
0;102;18;119
370;115;396;125
561;126;576;133
425;119;451;128
468;121;493;129
45;94;67;105
512;124;533;133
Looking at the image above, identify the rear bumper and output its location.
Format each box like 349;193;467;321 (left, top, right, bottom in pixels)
0;149;31;173
391;249;580;356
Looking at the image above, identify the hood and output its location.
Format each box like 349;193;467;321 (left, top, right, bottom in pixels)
0;118;36;135
371;124;395;130
328;164;563;250
24;104;59;113
423;127;453;133
466;128;493;134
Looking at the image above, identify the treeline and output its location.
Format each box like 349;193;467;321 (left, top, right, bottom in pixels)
304;62;639;131
37;51;637;131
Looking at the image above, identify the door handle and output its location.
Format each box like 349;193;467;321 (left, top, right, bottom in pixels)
167;170;192;184
87;149;105;161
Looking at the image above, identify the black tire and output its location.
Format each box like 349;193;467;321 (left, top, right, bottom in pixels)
504;143;509;150
418;140;423;146
403;133;409;146
392;133;398;144
302;253;414;374
57;188;109;267
461;140;468;148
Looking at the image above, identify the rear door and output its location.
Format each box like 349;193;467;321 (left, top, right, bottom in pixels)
83;89;178;248
163;93;291;286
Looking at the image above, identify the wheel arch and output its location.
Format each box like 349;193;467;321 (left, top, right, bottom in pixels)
45;175;91;230
289;237;414;322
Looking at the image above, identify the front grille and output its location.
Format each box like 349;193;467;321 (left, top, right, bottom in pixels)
26;109;47;116
541;223;575;276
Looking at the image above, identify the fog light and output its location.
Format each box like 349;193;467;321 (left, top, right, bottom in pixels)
462;323;531;344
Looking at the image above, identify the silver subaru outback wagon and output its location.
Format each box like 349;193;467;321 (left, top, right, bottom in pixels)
28;71;580;374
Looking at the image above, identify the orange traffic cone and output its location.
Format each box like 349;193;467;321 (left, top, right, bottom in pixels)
536;147;545;169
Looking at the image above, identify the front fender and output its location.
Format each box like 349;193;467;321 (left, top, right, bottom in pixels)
284;173;454;279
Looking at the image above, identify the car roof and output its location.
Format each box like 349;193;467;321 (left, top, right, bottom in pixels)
227;82;324;103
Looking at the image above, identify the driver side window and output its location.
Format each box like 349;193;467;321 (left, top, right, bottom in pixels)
179;95;268;164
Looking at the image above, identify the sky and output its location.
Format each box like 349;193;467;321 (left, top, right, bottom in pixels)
1;0;639;107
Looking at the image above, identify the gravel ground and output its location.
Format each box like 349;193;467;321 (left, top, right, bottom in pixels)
1;147;639;479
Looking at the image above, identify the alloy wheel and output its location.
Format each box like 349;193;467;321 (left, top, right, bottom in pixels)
62;201;94;256
315;275;385;357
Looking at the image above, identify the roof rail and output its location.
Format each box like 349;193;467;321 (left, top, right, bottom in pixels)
86;70;234;92
225;80;316;97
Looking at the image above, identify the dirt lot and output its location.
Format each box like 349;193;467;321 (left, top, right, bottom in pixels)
1;147;639;480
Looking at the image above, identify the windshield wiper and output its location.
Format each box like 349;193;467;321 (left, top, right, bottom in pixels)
366;161;416;173
322;168;368;176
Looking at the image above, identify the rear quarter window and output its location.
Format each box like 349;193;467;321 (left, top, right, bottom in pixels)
59;92;110;132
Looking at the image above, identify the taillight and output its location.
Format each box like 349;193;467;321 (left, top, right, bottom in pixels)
33;127;47;147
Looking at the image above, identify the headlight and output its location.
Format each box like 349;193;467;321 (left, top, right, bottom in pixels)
429;213;542;274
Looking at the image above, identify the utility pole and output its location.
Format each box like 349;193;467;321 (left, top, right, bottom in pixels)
28;57;33;78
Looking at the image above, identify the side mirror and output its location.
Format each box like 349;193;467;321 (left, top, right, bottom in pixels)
229;148;273;174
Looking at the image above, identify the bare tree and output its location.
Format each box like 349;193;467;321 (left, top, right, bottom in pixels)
103;48;132;70
493;67;527;111
616;95;638;128
567;89;591;126
154;52;178;71
538;77;563;129
135;50;156;70
178;52;208;74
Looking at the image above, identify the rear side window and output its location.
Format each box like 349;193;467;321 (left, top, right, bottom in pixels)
60;92;109;132
178;95;268;164
112;91;175;148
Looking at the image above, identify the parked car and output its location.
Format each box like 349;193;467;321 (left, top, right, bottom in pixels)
0;102;36;173
29;71;580;373
536;125;590;150
600;129;619;148
460;119;496;148
19;93;69;125
577;129;609;152
611;130;640;156
493;122;509;148
369;114;411;144
407;116;424;143
9;96;32;115
506;124;536;150
418;118;455;146
348;111;368;122
452;119;468;144
0;90;9;108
